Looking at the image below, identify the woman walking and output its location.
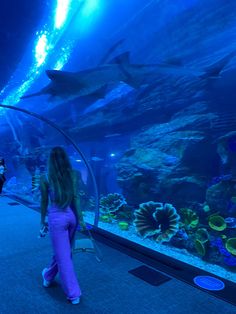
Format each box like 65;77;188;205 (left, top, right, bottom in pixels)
40;146;85;305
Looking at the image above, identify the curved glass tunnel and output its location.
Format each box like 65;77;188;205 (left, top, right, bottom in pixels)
0;105;98;226
0;0;236;292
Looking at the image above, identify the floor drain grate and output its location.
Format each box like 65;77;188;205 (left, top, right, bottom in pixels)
128;265;171;286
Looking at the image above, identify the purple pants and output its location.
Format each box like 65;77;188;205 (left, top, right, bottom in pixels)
44;207;81;300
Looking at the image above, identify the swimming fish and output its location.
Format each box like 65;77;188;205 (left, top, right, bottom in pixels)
21;50;236;101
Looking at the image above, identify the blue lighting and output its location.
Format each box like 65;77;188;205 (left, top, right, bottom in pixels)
73;0;101;34
193;276;225;291
110;153;116;158
0;0;102;108
81;0;99;18
54;0;72;30
35;32;49;66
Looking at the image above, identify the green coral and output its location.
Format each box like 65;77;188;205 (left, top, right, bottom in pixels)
195;228;209;244
208;215;227;231
180;208;199;229
118;221;129;230
99;215;113;223
226;238;236;256
195;239;206;256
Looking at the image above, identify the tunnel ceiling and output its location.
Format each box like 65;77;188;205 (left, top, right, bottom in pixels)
0;0;236;121
0;0;45;91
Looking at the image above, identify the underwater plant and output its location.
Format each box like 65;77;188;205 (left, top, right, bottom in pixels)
194;228;209;257
133;201;180;243
195;239;206;256
195;228;209;244
99;193;127;214
180;208;199;229
208;215;227;231
226;238;236;256
210;237;236;267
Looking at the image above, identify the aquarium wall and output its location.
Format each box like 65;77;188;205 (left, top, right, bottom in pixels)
1;0;236;283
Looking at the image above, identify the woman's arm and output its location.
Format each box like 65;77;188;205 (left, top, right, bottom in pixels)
40;175;49;225
71;171;86;229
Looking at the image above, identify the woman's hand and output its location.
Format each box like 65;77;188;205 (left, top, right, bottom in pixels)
39;222;49;238
77;220;86;232
40;221;48;228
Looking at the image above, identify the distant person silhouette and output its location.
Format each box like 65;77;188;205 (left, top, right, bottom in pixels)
40;146;85;305
0;158;7;195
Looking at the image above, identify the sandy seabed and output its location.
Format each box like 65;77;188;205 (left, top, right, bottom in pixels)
84;211;236;284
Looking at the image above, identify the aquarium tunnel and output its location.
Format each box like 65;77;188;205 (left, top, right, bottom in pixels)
0;0;236;312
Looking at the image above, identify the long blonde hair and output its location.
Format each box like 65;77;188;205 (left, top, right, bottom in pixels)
48;146;74;209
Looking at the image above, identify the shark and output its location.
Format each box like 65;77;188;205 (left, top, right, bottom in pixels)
20;50;236;101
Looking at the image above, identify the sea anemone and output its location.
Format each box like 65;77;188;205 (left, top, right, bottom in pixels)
134;201;180;243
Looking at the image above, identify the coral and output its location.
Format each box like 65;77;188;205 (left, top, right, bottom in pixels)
210;237;230;257
118;221;129;230
133;201;163;238
115;205;134;222
133;201;180;243
210;237;236;266
195;239;206;256
194;228;209;257
203;204;211;213
226;238;236;256
180;208;199;229
221;234;227;240
225;217;236;228
99;215;113;223
99;193;127;214
176;228;188;240
208;215;227;231
195;228;209;243
206;181;236;214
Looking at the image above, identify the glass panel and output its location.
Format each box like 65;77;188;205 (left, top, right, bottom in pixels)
0;109;96;225
1;0;236;285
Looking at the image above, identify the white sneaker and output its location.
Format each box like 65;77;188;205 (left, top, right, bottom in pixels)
71;297;80;305
42;268;52;287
